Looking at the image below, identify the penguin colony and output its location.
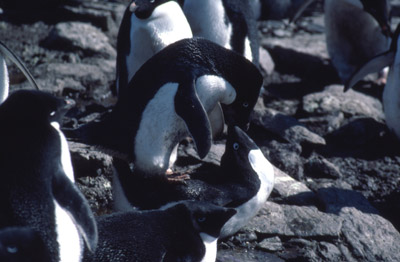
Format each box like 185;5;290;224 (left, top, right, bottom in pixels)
0;0;397;261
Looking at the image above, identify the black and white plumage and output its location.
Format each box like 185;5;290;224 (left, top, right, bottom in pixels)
0;90;97;262
181;0;260;66
345;24;400;141
115;0;192;96
68;38;263;178
83;201;236;262
113;126;275;238
0;227;51;262
292;0;391;83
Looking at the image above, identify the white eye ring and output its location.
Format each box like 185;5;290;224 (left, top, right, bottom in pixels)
243;102;249;108
7;246;18;254
233;143;239;150
50;111;56;116
150;0;155;3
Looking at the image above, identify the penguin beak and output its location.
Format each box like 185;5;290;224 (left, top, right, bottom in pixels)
129;2;138;12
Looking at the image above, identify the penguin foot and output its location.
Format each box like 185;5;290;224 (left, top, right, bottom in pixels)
166;172;190;184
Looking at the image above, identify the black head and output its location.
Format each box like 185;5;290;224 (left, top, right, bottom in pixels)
0;227;51;262
176;201;236;238
129;0;178;19
221;63;263;131
360;0;391;36
0;90;74;127
221;126;259;171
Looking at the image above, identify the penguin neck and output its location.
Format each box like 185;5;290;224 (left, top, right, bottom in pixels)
183;0;232;49
0;55;9;104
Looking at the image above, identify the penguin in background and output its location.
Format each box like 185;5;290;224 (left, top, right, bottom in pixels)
0;227;51;262
112;125;275;238
115;0;192;97
181;0;260;67
0;41;39;104
291;0;392;84
67;38;263;180
345;24;400;141
0;90;97;262
83;201;236;262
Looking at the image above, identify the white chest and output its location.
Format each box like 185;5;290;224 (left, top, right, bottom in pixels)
126;1;192;81
199;233;218;262
0;55;9;104
220;149;274;238
51;122;75;182
183;0;232;49
383;56;400;140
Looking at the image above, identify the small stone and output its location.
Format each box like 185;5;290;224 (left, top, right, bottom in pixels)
257;236;283;252
305;155;342;179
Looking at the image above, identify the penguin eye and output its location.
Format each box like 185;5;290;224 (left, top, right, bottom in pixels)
50;111;56;116
242;102;249;108
233;143;240;150
197;217;206;223
150;0;155;3
6;246;18;254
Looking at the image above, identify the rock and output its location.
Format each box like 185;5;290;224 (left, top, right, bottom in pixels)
244;202;342;238
302;85;385;122
273;166;316;205
217;248;284;262
257;236;284;252
259;46;275;75
263;141;304;181
43;22;116;58
340;207;400;261
317;188;379;215
305;155;342;179
253;107;326;146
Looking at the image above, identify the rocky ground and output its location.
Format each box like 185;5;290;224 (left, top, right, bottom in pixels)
1;0;400;261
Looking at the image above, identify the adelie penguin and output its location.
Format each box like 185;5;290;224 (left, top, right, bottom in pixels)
181;0;260;66
112;126;275;238
0;227;51;262
115;0;192;96
83;201;236;262
0;90;97;262
0;40;39;104
67;38;263;179
291;0;392;83
345;24;400;141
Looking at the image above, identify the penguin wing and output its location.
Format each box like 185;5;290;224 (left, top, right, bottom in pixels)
0;41;39;91
174;80;212;159
52;171;98;252
344;50;395;91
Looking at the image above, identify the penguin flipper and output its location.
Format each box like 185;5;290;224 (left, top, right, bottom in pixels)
175;80;212;159
52;172;98;252
345;50;395;91
0;41;40;91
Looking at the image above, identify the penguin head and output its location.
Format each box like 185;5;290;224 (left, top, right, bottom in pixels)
0;90;74;127
360;0;391;36
221;64;262;131
177;201;236;238
0;227;50;262
129;0;180;19
221;126;259;172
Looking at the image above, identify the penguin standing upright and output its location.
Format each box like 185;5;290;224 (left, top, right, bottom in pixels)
0;227;51;262
67;38;262;179
345;24;400;141
0;90;97;262
84;201;236;262
181;0;260;66
0;41;39;104
116;0;192;96
292;0;391;83
112;125;275;238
